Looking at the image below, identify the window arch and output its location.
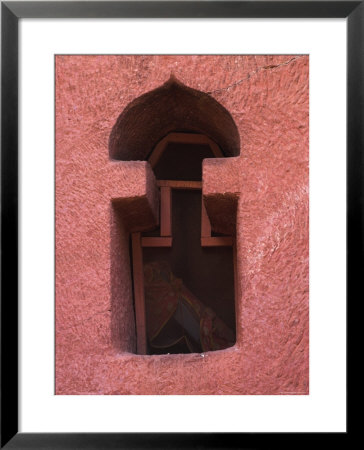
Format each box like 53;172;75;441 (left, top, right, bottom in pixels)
109;75;240;161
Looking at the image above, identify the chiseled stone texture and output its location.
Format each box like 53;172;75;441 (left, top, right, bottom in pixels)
56;55;309;395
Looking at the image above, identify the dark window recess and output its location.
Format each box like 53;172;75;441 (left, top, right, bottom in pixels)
132;133;237;355
153;143;213;181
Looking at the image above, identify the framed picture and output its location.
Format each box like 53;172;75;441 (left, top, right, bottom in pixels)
1;1;358;447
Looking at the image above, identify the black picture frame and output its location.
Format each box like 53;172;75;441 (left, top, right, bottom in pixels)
1;1;359;448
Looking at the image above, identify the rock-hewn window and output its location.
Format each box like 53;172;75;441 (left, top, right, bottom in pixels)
131;133;236;355
109;77;240;355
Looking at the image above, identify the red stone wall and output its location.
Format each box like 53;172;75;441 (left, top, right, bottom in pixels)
56;55;309;394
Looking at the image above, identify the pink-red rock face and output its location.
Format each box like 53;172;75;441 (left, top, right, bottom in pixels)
56;55;309;395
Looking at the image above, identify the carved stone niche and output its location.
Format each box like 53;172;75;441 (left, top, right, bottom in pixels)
109;77;241;355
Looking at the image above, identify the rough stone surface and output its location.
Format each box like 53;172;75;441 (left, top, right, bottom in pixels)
56;55;309;395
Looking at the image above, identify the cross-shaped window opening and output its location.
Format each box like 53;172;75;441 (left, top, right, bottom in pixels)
131;133;237;355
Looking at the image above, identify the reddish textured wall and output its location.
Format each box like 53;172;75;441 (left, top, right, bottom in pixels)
56;55;309;394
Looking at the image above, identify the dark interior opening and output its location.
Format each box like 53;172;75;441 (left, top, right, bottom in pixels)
153;142;214;181
140;139;236;355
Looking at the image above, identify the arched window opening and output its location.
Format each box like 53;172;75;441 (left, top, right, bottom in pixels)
110;77;240;355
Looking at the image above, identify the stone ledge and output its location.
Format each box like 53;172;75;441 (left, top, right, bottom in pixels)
203;157;240;235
